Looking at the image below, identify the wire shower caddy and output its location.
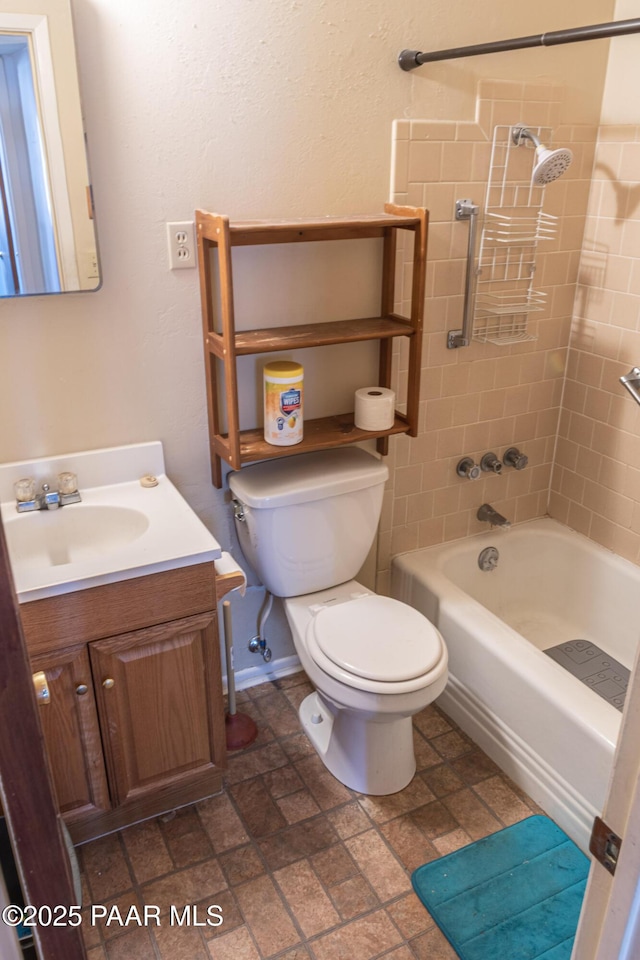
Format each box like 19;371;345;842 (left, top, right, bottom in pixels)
472;124;557;345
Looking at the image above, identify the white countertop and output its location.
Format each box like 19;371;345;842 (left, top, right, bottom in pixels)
0;442;222;603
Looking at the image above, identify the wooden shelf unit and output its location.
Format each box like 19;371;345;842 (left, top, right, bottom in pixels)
196;204;428;487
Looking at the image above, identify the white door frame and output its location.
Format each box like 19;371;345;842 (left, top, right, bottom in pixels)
573;636;640;959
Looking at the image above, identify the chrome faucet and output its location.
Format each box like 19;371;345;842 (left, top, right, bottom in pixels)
14;474;81;513
38;483;60;511
477;503;511;528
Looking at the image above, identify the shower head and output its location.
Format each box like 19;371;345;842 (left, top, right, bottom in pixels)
531;146;574;185
512;125;574;185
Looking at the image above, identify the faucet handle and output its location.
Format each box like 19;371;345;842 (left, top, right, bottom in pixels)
58;471;78;495
456;457;481;481
503;447;528;470
14;477;36;503
480;452;503;475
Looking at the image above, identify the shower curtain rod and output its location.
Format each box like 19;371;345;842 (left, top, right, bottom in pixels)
398;17;640;70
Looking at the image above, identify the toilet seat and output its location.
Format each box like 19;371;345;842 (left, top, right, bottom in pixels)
306;594;445;694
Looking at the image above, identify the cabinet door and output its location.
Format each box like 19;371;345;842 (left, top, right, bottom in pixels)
30;645;111;821
89;612;225;806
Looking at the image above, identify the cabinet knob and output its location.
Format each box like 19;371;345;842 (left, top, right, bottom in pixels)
102;678;115;690
75;684;89;696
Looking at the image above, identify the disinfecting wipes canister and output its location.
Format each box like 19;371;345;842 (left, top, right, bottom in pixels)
263;361;303;446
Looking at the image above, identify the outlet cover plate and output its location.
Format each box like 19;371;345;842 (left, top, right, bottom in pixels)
166;220;196;269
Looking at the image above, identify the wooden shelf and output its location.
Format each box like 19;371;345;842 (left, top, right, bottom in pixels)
215;413;410;466
207;316;414;358
198;212;423;246
196;204;428;487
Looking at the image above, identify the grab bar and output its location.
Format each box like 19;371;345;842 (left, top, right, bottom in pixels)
620;367;640;407
448;199;478;349
398;18;640;70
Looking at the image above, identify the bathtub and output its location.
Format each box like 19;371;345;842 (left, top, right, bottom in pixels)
391;517;639;851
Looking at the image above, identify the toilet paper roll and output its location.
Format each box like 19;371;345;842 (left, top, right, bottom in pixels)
354;387;396;431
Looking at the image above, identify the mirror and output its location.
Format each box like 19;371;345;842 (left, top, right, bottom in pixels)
0;0;99;297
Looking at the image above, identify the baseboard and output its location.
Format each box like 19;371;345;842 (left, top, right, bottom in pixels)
225;654;302;693
437;675;597;853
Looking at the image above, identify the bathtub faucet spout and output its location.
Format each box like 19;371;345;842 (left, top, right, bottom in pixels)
477;503;511;528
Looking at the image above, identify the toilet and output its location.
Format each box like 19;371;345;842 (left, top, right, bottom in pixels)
228;447;448;795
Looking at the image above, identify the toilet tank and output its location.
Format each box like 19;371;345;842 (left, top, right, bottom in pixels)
228;447;388;597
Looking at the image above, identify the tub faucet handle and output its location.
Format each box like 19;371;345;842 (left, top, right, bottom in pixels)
456;457;481;481
503;447;528;470
480;452;503;475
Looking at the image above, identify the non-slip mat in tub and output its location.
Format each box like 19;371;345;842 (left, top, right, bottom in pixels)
411;815;589;960
545;638;629;711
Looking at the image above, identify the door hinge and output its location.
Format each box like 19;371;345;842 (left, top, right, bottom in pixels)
590;816;622;875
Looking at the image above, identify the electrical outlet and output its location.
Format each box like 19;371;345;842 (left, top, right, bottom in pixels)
166;221;196;269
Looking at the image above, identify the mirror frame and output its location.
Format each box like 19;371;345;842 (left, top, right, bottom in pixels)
0;2;99;296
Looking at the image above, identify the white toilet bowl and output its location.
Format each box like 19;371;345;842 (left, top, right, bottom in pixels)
228;448;449;796
284;581;448;795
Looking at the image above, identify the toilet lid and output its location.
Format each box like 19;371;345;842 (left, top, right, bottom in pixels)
311;595;443;683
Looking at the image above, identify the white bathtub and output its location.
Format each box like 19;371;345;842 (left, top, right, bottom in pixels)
391;517;639;851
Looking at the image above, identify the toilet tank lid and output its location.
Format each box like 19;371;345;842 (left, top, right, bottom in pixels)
228;448;389;508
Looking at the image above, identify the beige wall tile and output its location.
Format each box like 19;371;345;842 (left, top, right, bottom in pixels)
391;139;409;194
620;142;640;181
391;524;419;555
436;426;467;460
410;120;456;141
417;516;445;547
407;491;434;523
424;182;457;222
443;510;471;542
408;141;443;182
388;100;640;570
441;142;474;181
394;463;424;497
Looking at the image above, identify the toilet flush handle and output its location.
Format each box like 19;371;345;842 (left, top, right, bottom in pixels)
231;499;246;522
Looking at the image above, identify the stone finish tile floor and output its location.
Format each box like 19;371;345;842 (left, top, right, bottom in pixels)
78;671;543;960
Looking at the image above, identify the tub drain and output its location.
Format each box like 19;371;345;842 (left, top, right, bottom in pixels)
478;546;499;571
545;639;629;712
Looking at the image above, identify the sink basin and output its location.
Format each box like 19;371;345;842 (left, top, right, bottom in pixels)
5;505;150;568
0;442;222;602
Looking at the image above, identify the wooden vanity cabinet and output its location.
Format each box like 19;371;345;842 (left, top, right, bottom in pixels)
90;612;219;807
30;644;110;822
21;562;233;844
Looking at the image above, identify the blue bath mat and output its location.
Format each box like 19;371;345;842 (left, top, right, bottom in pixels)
412;815;589;960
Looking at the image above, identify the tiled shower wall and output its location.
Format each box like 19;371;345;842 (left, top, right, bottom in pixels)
377;80;598;592
549;124;640;565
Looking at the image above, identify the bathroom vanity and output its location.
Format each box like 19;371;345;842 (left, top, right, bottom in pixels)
0;442;241;843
